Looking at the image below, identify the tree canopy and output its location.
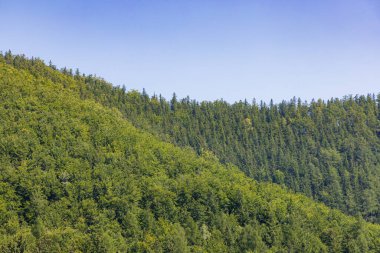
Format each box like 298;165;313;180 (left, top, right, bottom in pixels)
0;52;379;252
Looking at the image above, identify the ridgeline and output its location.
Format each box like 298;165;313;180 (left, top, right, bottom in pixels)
0;52;379;252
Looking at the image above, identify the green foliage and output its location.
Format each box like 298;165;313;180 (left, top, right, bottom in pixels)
7;50;376;222
53;61;379;222
0;52;380;252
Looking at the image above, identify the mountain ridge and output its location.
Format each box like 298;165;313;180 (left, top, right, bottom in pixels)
3;51;378;222
0;53;379;252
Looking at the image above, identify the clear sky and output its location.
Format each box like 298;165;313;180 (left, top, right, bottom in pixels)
1;0;379;103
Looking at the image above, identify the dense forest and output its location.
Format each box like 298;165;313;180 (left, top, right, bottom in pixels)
0;52;379;252
83;81;380;223
86;84;380;223
2;52;378;223
81;75;380;223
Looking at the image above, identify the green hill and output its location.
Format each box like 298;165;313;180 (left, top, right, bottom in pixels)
81;85;380;223
75;70;380;223
2;52;379;223
0;53;379;252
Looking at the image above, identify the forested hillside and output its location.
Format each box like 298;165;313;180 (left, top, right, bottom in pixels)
1;53;380;252
82;82;380;223
2;52;378;223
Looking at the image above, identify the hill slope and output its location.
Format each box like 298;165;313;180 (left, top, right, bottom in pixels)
2;52;379;222
82;87;380;223
0;56;380;252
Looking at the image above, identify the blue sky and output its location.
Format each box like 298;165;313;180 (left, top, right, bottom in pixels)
1;0;379;103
